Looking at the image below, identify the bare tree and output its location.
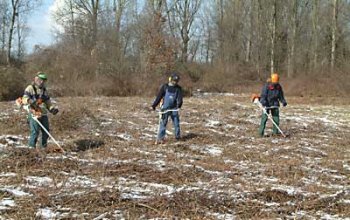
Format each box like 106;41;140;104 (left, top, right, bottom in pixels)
173;0;201;63
269;0;277;74
6;0;40;64
113;0;127;43
312;0;319;70
216;0;225;62
7;0;20;64
287;0;298;77
330;0;338;70
244;0;253;63
0;1;10;60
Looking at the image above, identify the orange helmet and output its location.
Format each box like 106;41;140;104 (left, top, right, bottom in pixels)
271;73;279;83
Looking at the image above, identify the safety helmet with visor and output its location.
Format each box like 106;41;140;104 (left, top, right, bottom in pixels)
169;73;180;83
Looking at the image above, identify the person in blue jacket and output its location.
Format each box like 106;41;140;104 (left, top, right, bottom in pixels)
152;73;183;144
258;73;287;137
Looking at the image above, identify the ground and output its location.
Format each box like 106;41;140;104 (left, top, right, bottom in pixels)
0;93;349;219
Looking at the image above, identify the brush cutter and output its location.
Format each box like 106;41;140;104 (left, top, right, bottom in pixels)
251;95;286;138
30;113;65;152
17;98;65;152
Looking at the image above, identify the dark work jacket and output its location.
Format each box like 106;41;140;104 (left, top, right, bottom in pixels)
260;83;287;107
152;83;183;109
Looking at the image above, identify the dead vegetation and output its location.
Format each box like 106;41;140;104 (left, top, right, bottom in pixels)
0;95;349;219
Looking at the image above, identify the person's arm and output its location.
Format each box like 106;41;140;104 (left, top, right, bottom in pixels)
22;85;36;106
176;86;183;109
44;97;53;111
43;90;59;114
279;85;287;106
259;84;268;107
152;84;166;109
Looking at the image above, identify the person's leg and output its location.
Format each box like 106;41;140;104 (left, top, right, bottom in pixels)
171;111;181;140
258;110;269;137
28;115;40;148
157;112;169;141
272;108;280;134
39;116;50;148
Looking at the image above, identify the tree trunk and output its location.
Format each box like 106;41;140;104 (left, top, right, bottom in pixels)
1;11;7;52
91;0;99;49
217;0;224;61
255;0;262;80
312;0;319;70
287;0;298;78
270;0;277;74
7;0;19;64
16;12;22;59
245;0;252;63
330;0;337;71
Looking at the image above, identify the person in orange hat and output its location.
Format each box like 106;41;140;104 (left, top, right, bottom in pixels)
258;73;287;137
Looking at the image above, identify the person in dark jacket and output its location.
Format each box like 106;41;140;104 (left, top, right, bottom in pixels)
152;73;183;144
258;73;287;137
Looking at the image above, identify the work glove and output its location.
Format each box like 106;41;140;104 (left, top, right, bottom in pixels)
50;107;59;115
283;102;287;107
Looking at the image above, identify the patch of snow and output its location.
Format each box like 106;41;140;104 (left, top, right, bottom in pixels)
319;190;344;199
207;212;236;220
117;177;176;200
0;198;15;210
113;210;125;219
316;211;344;220
36;208;58;219
100;121;112;126
190;144;223;156
0;135;25;147
340;199;350;204
271;185;302;196
117;133;133;141
25;176;53;187
62;176;98;188
205;120;222;127
1;187;31;197
93;213;108;220
0;172;16;177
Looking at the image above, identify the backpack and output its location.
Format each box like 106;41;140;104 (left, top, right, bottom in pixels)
161;86;178;110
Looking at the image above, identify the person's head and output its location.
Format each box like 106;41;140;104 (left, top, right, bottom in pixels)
271;73;279;83
34;72;48;88
168;72;180;84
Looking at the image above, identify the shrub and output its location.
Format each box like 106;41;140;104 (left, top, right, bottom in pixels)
0;67;26;101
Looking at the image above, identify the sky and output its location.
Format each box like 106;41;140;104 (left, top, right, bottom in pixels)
26;0;56;52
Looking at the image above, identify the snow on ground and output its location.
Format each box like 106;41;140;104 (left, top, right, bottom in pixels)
0;95;349;219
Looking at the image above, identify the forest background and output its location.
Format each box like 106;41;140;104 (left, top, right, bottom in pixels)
1;0;350;101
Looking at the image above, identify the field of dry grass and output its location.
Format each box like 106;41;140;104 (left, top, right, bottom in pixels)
0;94;349;219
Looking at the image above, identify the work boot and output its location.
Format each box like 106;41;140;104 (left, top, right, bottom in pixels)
155;139;165;145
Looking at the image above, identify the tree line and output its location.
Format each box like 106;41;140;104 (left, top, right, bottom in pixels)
1;0;350;97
